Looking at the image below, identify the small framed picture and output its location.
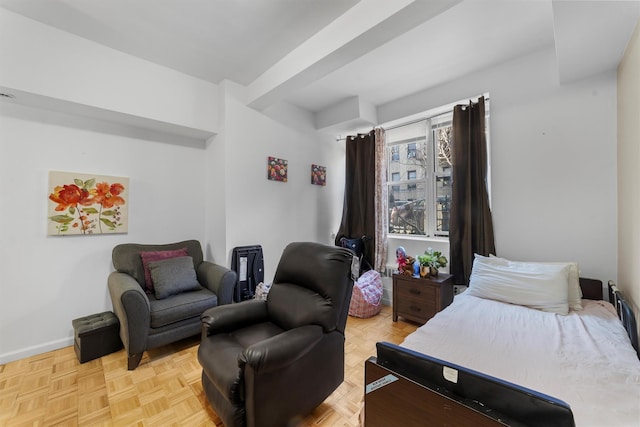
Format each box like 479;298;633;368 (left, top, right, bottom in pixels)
267;157;288;182
311;164;326;186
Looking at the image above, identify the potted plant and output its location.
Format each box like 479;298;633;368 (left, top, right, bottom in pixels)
417;248;448;277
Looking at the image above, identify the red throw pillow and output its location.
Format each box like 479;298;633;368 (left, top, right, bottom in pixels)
139;248;189;293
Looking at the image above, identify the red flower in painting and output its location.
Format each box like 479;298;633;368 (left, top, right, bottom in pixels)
48;184;93;211
93;182;125;209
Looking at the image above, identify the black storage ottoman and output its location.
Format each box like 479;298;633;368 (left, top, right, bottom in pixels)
72;311;122;363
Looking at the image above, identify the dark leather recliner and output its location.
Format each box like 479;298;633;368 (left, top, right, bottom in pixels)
197;242;356;427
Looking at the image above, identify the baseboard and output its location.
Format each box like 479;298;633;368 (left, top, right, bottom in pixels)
0;336;73;365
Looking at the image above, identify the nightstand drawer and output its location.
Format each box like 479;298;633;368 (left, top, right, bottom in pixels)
396;298;436;320
395;281;436;302
392;273;454;325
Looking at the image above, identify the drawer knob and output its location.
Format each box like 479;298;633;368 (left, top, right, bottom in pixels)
409;288;421;295
410;305;422;312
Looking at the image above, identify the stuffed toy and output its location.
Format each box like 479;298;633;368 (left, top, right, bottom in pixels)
396;246;415;275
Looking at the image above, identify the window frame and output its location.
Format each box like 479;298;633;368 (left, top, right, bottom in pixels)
384;96;490;240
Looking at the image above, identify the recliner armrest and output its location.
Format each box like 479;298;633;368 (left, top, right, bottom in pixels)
240;325;324;374
201;299;268;337
197;261;236;305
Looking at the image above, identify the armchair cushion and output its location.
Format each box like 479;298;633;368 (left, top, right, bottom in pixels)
140;247;188;293
148;256;201;299
149;288;218;328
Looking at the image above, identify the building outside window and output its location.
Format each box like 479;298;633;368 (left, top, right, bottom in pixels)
391;146;400;162
407;170;417;190
407;143;417;159
391;172;400;193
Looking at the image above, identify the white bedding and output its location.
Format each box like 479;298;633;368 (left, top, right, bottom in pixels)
401;294;640;427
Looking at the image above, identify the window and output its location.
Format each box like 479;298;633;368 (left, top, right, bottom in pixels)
407;170;417;190
391;146;399;161
386;99;490;237
407;143;417;159
391;172;400;192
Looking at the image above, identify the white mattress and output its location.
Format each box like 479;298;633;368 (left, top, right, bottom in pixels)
400;294;640;427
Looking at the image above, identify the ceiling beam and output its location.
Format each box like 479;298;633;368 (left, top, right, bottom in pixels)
246;0;461;110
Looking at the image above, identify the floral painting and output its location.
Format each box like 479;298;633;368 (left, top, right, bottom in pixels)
47;171;129;235
311;164;326;186
267;157;288;182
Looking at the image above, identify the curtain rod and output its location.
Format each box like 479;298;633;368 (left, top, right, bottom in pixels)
335;96;489;141
383;110;451;132
383;96;489;132
335;129;375;142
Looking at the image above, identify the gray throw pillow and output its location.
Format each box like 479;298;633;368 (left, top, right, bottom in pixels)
148;256;201;299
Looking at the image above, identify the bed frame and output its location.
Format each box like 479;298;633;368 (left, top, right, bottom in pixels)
364;279;639;427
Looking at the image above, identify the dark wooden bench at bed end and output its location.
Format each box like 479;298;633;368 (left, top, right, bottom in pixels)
364;357;511;427
364;342;575;427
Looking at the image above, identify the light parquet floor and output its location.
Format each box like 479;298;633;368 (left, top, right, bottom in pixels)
0;306;418;427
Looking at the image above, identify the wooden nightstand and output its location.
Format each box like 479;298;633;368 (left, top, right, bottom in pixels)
392;273;454;324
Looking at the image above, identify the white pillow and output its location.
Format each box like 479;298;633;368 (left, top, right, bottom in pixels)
489;255;582;311
467;255;571;315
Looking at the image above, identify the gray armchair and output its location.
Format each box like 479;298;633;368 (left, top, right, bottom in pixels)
108;240;236;370
197;242;355;427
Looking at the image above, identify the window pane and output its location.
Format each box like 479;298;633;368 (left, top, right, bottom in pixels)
387;121;427;144
435;125;453;170
407;143;417;159
387;121;428;236
391;146;399;161
435;176;451;234
407;170;417;190
388;183;427;235
434;124;452;235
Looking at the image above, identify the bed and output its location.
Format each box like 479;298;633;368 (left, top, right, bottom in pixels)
364;255;640;427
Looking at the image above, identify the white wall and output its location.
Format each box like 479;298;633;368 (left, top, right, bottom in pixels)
617;18;640;328
0;89;345;364
380;47;618;287
0;9;227;363
207;82;345;284
0;8;219;135
0;15;347;363
0;103;209;362
0;9;623;362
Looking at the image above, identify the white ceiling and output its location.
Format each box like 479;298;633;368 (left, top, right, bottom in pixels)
1;0;638;119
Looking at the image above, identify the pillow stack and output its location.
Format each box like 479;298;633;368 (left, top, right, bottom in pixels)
147;256;201;299
139;248;201;299
466;254;582;315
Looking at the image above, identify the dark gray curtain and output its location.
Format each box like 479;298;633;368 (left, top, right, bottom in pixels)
449;96;496;285
335;131;376;270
